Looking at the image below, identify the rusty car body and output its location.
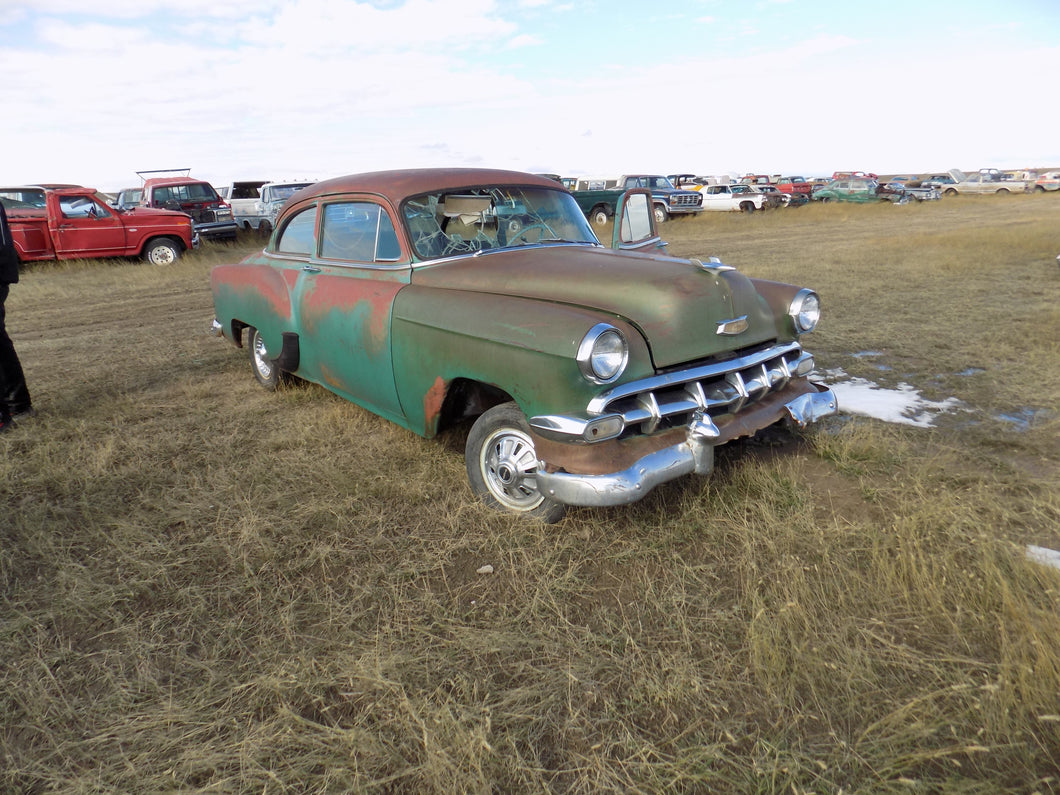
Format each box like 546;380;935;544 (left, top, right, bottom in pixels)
210;168;836;521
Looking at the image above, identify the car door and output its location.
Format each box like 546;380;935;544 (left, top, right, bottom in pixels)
288;198;410;425
51;195;127;257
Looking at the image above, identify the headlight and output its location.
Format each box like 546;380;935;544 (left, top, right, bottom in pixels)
577;323;628;384
789;289;821;333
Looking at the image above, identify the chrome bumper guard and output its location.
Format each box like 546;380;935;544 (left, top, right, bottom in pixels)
534;387;838;508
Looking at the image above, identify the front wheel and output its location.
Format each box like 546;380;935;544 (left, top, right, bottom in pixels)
465;403;566;522
653;204;669;224
739;201;756;213
248;326;288;391
142;237;181;265
591;206;609;226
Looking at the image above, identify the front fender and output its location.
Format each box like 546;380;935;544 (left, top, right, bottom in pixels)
391;287;653;436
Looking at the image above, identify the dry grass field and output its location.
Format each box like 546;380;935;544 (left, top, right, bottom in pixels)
2;194;1059;793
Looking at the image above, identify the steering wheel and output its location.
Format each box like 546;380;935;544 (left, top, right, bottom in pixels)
506;224;549;245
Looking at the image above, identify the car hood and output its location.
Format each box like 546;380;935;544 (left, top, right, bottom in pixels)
124;207;192;220
409;245;782;368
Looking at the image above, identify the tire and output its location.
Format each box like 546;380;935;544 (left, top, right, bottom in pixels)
739;201;755;213
591;206;609;226
944;188;958;196
465;402;566;522
142;237;181;266
248;326;288;391
258;220;272;237
996;188;1010;194
653;204;669;224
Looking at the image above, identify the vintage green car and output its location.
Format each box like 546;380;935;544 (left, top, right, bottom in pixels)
211;169;837;521
811;177;906;204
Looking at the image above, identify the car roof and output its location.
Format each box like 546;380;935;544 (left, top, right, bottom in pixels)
293;168;565;206
143;176;214;187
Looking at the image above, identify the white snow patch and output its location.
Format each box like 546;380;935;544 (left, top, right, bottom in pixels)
817;369;962;428
1027;546;1060;572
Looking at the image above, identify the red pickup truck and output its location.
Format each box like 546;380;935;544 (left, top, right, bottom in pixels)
773;176;816;197
0;185;197;266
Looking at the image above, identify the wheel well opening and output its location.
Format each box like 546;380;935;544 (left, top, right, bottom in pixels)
436;378;512;435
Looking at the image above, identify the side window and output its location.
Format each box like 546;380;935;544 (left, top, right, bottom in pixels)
277;206;318;255
60;196;99;218
320;202;401;263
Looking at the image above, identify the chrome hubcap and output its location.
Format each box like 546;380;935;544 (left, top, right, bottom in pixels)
481;428;543;511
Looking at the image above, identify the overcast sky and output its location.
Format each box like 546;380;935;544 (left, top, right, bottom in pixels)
2;0;1058;191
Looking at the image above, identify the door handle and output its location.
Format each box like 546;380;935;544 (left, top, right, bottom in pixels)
302;265;321;273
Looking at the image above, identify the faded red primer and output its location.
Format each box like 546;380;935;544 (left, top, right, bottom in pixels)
214;265;292;318
300;276;400;354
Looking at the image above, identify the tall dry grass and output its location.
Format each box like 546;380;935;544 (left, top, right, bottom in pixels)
2;201;1059;793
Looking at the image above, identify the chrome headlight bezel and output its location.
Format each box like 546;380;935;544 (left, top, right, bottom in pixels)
789;288;821;334
577;323;629;385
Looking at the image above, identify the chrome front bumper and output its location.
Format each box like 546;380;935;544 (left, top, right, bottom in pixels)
534;387;838;508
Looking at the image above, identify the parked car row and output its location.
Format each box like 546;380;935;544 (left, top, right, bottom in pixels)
654;166;1060;205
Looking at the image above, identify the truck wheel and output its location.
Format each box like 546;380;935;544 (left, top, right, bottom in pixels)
591;206;609;226
248;326;289;391
258;220;272;237
653;204;669;224
465;402;566;523
739;201;756;213
142;237;181;266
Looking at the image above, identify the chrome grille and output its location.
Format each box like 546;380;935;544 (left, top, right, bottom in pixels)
670;193;702;208
588;342;810;434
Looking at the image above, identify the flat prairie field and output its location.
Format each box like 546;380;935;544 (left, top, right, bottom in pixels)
2;194;1059;793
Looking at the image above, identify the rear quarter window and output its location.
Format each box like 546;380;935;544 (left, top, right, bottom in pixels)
277;207;318;255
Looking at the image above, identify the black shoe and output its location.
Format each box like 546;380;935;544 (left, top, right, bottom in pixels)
11;407;36;422
0;418;11;433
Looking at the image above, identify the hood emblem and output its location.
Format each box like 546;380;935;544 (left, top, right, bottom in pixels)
716;315;749;336
691;256;735;274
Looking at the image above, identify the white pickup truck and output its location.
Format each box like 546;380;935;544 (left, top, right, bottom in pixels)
698;183;767;212
217;180;317;234
217;180;268;232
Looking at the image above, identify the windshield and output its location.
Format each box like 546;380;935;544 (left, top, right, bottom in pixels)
270;183;313;201
401;185;597;260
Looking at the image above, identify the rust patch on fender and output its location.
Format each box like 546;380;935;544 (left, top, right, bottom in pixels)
423;376;447;430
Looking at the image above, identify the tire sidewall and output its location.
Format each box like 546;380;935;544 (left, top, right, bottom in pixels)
144;237;179;266
465;402;566;522
249;327;281;390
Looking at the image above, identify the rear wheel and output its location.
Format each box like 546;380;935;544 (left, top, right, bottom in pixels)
465;402;566;522
142;237;180;266
248;326;288;390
